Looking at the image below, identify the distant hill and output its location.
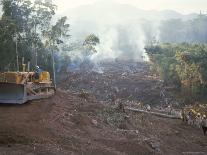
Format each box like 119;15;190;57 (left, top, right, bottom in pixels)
62;1;197;38
63;1;197;23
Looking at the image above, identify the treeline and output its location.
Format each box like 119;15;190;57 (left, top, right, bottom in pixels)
0;0;70;72
142;14;207;44
145;43;207;96
159;14;207;43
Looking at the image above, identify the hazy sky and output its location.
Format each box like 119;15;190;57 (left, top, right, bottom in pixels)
53;0;207;14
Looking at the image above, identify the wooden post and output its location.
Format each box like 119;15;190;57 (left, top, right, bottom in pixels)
15;35;19;72
52;49;56;90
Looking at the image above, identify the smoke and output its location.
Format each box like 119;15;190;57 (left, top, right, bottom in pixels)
57;1;196;72
67;20;151;66
91;24;146;62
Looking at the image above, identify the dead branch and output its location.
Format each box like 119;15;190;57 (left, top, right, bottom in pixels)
125;107;181;119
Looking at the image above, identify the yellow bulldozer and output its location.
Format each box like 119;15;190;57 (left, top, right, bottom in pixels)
0;70;55;104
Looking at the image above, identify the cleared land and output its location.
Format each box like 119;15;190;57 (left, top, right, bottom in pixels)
0;61;207;155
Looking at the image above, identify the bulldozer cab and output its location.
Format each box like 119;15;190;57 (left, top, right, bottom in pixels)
34;71;51;83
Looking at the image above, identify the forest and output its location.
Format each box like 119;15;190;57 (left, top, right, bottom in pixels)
145;14;207;98
0;0;71;72
0;0;101;74
159;14;207;43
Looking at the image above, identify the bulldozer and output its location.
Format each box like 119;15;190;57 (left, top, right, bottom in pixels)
0;69;55;104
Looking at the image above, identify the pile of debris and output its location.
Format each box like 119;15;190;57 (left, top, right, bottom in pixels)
182;104;207;129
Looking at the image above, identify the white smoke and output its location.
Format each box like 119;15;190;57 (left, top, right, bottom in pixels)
90;28;121;61
69;22;150;64
59;0;190;67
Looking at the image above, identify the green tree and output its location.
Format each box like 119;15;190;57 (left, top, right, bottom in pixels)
0;0;70;72
83;34;100;55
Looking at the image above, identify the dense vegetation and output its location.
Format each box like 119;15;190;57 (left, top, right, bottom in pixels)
145;14;207;100
0;0;70;72
145;43;207;97
0;0;101;75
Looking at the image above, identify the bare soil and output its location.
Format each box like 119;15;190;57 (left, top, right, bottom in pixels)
0;61;207;155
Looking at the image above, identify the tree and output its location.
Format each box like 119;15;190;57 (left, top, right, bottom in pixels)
84;34;100;46
0;0;70;72
43;16;70;49
83;34;100;55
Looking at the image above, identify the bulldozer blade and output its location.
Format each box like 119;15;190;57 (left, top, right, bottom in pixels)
0;83;27;104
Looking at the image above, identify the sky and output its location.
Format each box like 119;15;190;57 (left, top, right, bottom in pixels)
53;0;207;14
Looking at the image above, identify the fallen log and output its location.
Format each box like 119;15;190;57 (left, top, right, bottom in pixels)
125;107;181;119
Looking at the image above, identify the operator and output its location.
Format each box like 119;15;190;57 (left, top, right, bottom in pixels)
34;65;43;80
